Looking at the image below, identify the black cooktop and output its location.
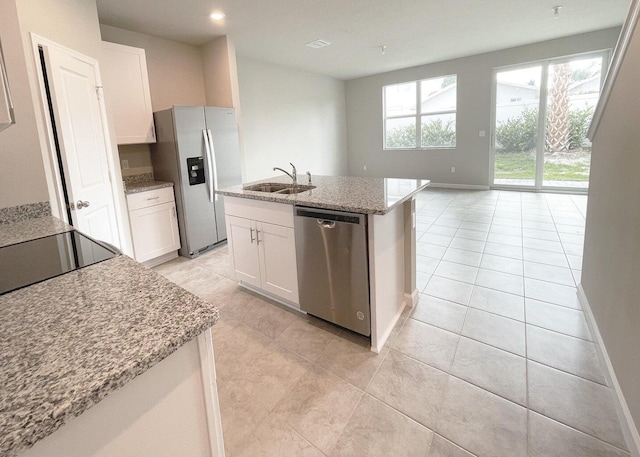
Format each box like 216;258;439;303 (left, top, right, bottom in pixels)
0;231;118;295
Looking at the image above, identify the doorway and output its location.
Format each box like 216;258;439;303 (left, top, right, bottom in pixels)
491;52;607;191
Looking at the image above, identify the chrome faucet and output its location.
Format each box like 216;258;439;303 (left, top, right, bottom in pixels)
273;163;297;184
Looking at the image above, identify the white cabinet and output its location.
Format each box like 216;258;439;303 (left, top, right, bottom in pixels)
127;187;180;264
101;41;155;144
225;198;299;305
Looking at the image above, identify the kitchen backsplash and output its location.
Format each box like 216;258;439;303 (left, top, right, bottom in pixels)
0;201;51;224
123;173;154;185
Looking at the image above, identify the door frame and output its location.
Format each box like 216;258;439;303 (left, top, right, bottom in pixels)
29;33;132;254
489;50;611;193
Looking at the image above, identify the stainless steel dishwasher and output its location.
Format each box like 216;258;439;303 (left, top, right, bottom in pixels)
294;206;370;336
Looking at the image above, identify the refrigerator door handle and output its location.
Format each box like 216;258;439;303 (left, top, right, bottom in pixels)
202;129;215;203
206;129;219;202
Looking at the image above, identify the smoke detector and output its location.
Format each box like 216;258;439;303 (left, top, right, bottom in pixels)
306;39;330;49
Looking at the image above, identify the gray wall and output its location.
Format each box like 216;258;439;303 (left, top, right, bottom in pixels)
345;28;621;185
237;57;348;182
582;20;640;446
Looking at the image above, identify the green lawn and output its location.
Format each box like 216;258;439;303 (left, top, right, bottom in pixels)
494;152;590;182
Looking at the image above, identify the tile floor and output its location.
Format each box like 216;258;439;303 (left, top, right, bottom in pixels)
153;188;630;457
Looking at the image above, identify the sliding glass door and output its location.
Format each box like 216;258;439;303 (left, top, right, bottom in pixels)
492;53;605;191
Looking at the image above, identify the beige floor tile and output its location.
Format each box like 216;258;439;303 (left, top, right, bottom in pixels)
475;269;524;296
231;342;313;411
238;413;323;457
418;242;448;259
455;228;489;241
442;247;483;267
526;325;605;384
524;278;580;309
479;253;523;276
469;286;524;321
366;350;448;429
483;242;523;260
528;411;629;457
412;295;468;333
226;294;299;340
217;380;270;456
385;304;412;350
315;332;389;390
523;238;564;253
330;394;434;457
522;247;569;268
524;261;575;286
275;315;341;362
525;298;591;340
437;376;527;457
212;320;273;383
393;318;460;371
449;237;485;253
273;365;363;453
417;255;440;274
428;435;475;457
434;260;479;284
461;308;525;356
527;361;627;449
450;337;526;405
424;276;474;305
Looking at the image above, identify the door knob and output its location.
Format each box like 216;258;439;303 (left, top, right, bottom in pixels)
76;200;90;209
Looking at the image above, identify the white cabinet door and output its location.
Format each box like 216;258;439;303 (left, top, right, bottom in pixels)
258;222;299;303
227;215;261;287
129;202;180;262
101;41;155;144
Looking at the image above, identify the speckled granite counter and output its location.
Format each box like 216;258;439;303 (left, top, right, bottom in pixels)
123;180;173;195
0;216;70;248
217;175;430;215
0;218;219;457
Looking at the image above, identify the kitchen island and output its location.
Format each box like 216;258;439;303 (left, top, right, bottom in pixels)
0;214;223;457
217;175;430;352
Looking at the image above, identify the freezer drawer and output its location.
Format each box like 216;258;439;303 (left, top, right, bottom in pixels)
294;207;370;336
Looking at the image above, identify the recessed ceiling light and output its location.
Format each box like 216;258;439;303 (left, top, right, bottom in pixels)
210;11;225;21
306;39;330;49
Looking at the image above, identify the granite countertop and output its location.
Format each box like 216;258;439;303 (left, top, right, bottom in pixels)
217;175;431;215
124;180;173;195
0;218;219;457
0;215;70;247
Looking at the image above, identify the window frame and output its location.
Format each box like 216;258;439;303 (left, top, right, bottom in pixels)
383;74;457;150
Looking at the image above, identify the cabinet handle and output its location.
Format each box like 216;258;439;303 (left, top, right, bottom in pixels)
250;227;255;244
146;196;160;201
256;230;261;245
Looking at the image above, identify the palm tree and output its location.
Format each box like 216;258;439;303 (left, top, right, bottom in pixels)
545;63;571;152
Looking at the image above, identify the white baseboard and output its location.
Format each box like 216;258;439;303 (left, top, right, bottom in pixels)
404;288;419;308
142;251;178;268
578;285;640;457
428;183;490;190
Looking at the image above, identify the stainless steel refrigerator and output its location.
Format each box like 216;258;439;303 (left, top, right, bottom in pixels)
151;106;242;258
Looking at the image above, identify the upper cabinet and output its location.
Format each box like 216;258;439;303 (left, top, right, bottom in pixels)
101;41;155;144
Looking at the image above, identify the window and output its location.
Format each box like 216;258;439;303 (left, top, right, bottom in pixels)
383;75;457;149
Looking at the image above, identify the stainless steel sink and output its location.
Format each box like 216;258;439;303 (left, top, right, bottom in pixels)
243;182;289;192
243;183;315;194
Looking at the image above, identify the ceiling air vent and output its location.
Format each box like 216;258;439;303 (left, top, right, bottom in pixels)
306;39;330;49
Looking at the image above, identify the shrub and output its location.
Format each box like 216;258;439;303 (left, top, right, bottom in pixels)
568;106;594;150
496;107;538;152
386;123;416;148
422;118;456;147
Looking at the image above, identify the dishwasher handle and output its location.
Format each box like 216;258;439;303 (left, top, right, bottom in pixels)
317;219;336;229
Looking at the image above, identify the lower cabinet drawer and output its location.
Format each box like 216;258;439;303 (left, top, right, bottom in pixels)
126;186;175;211
129;202;180;262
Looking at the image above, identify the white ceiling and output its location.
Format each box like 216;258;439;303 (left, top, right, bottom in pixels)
96;0;631;80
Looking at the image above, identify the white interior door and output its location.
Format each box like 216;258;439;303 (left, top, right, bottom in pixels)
43;46;120;247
